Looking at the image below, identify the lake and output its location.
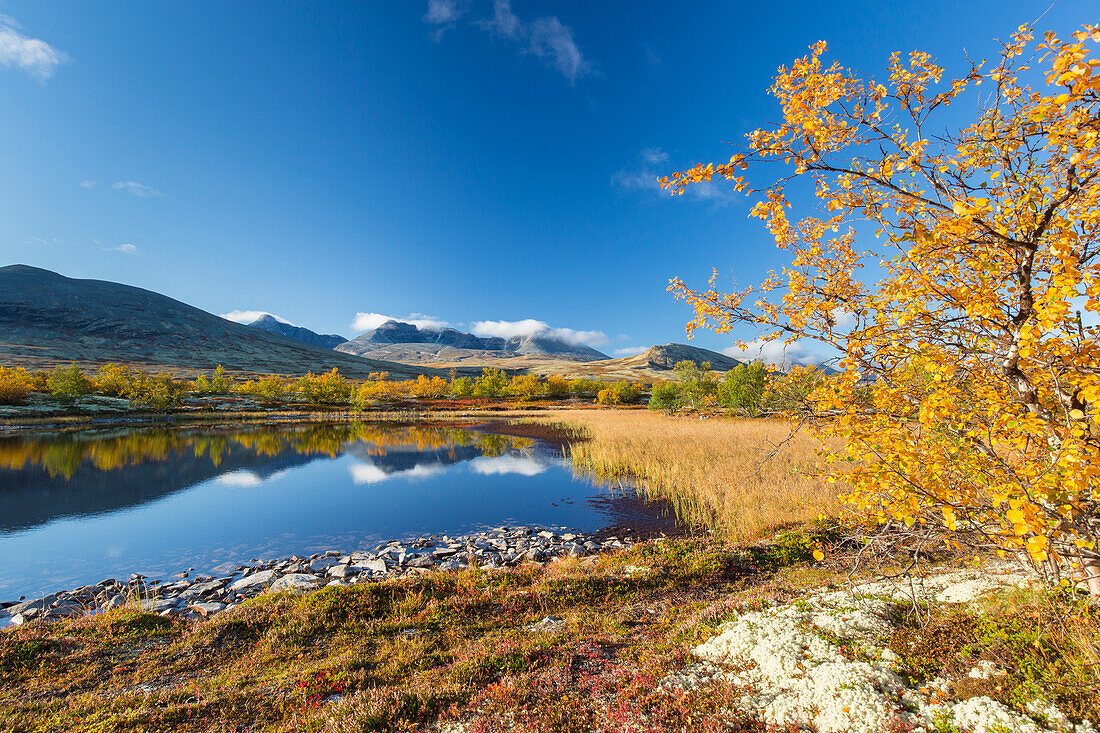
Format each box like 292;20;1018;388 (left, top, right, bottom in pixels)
0;422;676;601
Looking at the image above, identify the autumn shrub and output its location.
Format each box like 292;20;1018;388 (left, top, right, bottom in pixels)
596;381;642;405
124;373;188;411
94;363;137;397
449;375;475;398
473;368;508;398
665;25;1100;593
716;362;771;415
568;378;603;398
0;367;34;405
672;360;718;410
29;370;49;392
233;375;289;404
647;381;682;414
410;375;448;399
506;374;547;401
545;375;571;398
193;364;232;395
295;368;352;405
354;374;399;408
48;364;93;404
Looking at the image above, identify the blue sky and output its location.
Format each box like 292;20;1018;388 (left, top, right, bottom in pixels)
0;1;1092;360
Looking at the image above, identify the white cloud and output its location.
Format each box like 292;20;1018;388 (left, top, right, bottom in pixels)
80;180;98;189
220;310;294;326
349;462;388;485
613;346;648;357
113;180;165;198
478;0;591;82
0;15;66;82
351;312;451;332
613;147;739;207
104;243;138;255
470;318;609;348
348;460;446;484
470;454;548;476
641;147;668;165
217;470;263;487
423;0;470;38
722;340;832;369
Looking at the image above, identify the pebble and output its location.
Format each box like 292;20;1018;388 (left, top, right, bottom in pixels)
0;526;633;625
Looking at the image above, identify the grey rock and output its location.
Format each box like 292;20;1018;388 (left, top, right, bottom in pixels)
270;574;324;593
327;564;359;579
228;569;278;592
179;580;224;598
527;615;566;633
188;602;225;618
356;559;388;574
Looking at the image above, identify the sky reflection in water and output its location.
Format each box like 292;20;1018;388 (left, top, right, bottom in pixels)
0;424;669;600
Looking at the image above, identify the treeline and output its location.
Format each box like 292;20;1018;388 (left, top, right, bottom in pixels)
0;364;647;410
647;361;825;416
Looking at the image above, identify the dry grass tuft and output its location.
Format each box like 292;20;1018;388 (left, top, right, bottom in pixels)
539;410;840;538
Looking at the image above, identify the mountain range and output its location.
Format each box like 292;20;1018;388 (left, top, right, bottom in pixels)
0;264;743;380
334;320;610;363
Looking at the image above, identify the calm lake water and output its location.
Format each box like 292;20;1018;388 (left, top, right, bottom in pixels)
0;422;675;601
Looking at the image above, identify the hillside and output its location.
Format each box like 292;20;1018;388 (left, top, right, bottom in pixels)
245;314;348;350
336;319;609;363
0;265;433;378
612;343;744;372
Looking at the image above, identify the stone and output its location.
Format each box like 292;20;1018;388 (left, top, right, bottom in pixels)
180;580;224;598
188;602;225;618
406;555;434;569
327;564;359;579
356;559;387;574
102;594;126;609
153;598;179;612
228;569;278;592
270;574;324;593
309;557;340;573
527;615;566;633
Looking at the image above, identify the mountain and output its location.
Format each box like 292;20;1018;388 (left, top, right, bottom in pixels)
499;343;746;382
0;265;434;378
336;319;609;363
614;344;744;372
246;314;347;349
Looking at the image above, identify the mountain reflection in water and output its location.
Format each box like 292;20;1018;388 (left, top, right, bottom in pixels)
0;424;523;534
0;423;676;600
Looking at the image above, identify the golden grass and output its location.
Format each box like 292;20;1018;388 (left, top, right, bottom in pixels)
539;410;841;539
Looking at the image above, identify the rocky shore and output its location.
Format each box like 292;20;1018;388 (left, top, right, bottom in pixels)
0;526;632;626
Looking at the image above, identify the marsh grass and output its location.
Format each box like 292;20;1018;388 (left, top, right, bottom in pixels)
540;411;840;538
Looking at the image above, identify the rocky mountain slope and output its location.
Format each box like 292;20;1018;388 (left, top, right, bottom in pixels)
612;343;744;372
336;319;609;363
245;314;348;350
0;265;433;378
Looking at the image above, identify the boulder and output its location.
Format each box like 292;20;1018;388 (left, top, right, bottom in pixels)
228;569;278;592
270;574;324;593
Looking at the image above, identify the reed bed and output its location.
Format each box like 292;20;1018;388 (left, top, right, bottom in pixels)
540;410;840;539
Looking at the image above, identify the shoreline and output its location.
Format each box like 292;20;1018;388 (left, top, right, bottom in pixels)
0;524;636;627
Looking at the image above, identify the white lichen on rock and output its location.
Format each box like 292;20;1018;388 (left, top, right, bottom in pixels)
677;566;1095;733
